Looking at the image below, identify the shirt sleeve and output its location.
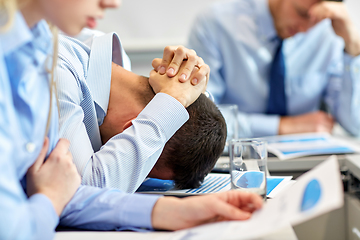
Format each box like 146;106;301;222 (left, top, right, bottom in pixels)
0;54;58;240
244;113;280;137
187;12;226;104
0;159;59;240
57;62;189;193
227;111;280;138
60;185;161;230
325;49;360;137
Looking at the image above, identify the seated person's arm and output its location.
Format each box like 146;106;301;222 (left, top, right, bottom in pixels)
57;59;189;193
152;191;263;230
309;1;360;57
57;40;213;192
58;184;262;231
104;62;225;190
279;3;360;136
308;2;360;137
279;111;334;135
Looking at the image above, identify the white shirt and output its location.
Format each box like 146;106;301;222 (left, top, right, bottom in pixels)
57;30;189;192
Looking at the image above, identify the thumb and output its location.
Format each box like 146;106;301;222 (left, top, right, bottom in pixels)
152;58;162;71
28;137;49;173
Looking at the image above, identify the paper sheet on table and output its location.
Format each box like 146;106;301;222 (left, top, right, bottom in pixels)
138;174;293;199
266;132;360;160
167;156;343;240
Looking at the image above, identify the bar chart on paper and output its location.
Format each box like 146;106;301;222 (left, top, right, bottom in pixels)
137;174;293;198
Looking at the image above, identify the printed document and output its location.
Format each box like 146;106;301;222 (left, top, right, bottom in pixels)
266;132;360;160
168;156;343;240
138;174;293;199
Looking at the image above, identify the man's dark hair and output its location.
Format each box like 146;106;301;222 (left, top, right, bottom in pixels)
157;93;227;189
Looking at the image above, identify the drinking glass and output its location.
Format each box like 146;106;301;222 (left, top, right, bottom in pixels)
217;104;239;155
229;139;267;200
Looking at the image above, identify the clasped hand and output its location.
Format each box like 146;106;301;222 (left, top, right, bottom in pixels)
149;46;210;107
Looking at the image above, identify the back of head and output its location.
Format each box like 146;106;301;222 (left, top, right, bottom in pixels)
159;93;227;189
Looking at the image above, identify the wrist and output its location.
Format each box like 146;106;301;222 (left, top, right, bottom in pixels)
278;116;291;135
159;91;188;107
50;202;65;217
152;197;181;230
344;24;360;56
344;40;360;57
38;191;65;216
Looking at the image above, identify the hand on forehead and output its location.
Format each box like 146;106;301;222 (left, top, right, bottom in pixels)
308;0;348;23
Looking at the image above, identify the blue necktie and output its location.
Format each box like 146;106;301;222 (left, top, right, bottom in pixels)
266;40;287;116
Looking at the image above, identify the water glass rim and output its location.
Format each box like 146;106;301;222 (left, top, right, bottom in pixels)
230;138;267;146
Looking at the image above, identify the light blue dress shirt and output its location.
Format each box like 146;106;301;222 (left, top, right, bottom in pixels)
57;30;189;192
0;12;59;240
188;0;360;138
0;13;167;240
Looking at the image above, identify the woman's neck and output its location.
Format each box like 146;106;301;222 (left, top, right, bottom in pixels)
20;0;43;28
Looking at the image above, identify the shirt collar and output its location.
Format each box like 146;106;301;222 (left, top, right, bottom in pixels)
86;32;124;115
0;12;52;58
255;0;278;42
31;20;53;56
0;12;32;55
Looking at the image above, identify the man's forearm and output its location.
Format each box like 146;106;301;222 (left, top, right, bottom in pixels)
343;22;360;56
81;93;189;192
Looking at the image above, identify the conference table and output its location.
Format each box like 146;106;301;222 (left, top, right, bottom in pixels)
55;126;360;240
55;224;298;240
212;125;360;240
215;125;357;178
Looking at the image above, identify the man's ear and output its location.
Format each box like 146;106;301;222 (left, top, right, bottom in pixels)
123;119;135;131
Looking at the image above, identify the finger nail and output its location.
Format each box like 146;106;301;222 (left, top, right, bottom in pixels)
167;68;174;75
179;74;187;81
156;66;160;71
192;78;198;85
159;67;166;74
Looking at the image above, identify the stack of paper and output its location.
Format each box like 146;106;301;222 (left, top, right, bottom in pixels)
265;132;360;160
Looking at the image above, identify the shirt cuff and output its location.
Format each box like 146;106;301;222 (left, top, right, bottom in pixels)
248;114;280;137
139;93;189;141
344;53;360;78
117;193;160;229
28;193;59;229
